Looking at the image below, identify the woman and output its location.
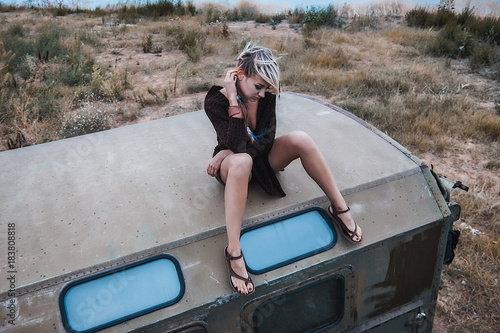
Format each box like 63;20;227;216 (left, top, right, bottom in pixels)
205;45;362;295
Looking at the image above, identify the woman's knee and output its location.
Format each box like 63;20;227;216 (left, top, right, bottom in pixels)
288;131;316;152
227;153;253;178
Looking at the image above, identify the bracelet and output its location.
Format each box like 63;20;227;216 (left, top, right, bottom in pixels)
229;105;241;117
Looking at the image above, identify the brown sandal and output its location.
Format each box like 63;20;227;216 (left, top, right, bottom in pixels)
328;205;362;243
224;247;255;295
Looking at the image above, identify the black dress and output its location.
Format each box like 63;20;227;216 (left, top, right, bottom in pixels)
204;85;285;197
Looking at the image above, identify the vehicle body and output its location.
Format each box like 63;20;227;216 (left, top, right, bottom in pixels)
0;92;461;332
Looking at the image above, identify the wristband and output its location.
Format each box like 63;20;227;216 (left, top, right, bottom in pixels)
229;105;241;117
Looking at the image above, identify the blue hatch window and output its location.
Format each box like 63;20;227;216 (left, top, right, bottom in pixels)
240;207;337;274
60;254;184;333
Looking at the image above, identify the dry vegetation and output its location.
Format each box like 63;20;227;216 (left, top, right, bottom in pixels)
0;0;499;332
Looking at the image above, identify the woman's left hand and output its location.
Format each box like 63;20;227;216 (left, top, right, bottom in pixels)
207;149;232;177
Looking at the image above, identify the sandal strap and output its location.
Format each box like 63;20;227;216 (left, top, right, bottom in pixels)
227;252;243;261
230;269;252;284
337;206;350;215
225;249;252;283
329;205;350;215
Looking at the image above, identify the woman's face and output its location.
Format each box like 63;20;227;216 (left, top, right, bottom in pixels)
237;69;271;103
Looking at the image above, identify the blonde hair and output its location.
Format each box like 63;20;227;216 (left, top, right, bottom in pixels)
237;44;280;95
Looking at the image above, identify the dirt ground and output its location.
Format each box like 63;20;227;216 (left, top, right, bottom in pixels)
1;11;499;331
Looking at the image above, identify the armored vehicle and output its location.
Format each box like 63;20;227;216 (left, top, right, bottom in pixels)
0;92;463;332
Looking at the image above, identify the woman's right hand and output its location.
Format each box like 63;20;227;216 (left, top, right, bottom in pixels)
207;150;232;177
223;69;239;106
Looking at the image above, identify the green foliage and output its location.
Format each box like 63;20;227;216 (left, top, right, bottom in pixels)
406;5;500;70
0;4;19;12
427;23;475;58
60;57;95;86
469;43;496;69
1;24;34;72
168;23;204;61
117;0;195;23
406;5;500;44
142;34;153;53
0;42;15;85
179;28;203;61
7;24;26;37
36;85;61;119
35;22;68;59
405;7;431;28
291;5;343;36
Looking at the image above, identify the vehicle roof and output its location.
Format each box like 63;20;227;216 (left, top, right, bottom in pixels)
0;92;433;295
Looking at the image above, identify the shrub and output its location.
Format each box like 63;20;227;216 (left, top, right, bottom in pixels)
35;22;68;60
171;22;205;62
89;64;106;98
225;1;259;21
182;30;203;61
7;24;26;37
103;65;128;100
1;24;34;72
60;57;95;86
429;7;456;28
117;5;139;24
59;109;112;138
117;0;196;21
0;42;15;86
142;34;153;53
37;86;61;119
405;7;431;28
348;14;379;32
469;44;495;70
426;23;475;58
300;4;343;35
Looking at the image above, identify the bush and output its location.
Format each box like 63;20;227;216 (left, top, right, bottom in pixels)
469;44;495;69
1;24;34;72
60;57;95;86
37;86;61;119
117;5;139;24
224;1;259;21
405;7;431;28
35;22;68;60
117;0;195;22
59;110;112;138
430;7;456;28
180;29;203;61
170;22;205;62
299;4;343;35
426;23;476;58
7;24;26;37
142;34;153;53
406;5;500;45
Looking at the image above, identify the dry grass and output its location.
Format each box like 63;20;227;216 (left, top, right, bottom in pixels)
0;3;499;332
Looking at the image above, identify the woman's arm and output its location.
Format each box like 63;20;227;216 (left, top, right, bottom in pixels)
207;149;232;177
205;85;248;154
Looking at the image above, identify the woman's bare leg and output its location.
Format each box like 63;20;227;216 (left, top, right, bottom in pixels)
219;153;254;294
268;131;362;241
